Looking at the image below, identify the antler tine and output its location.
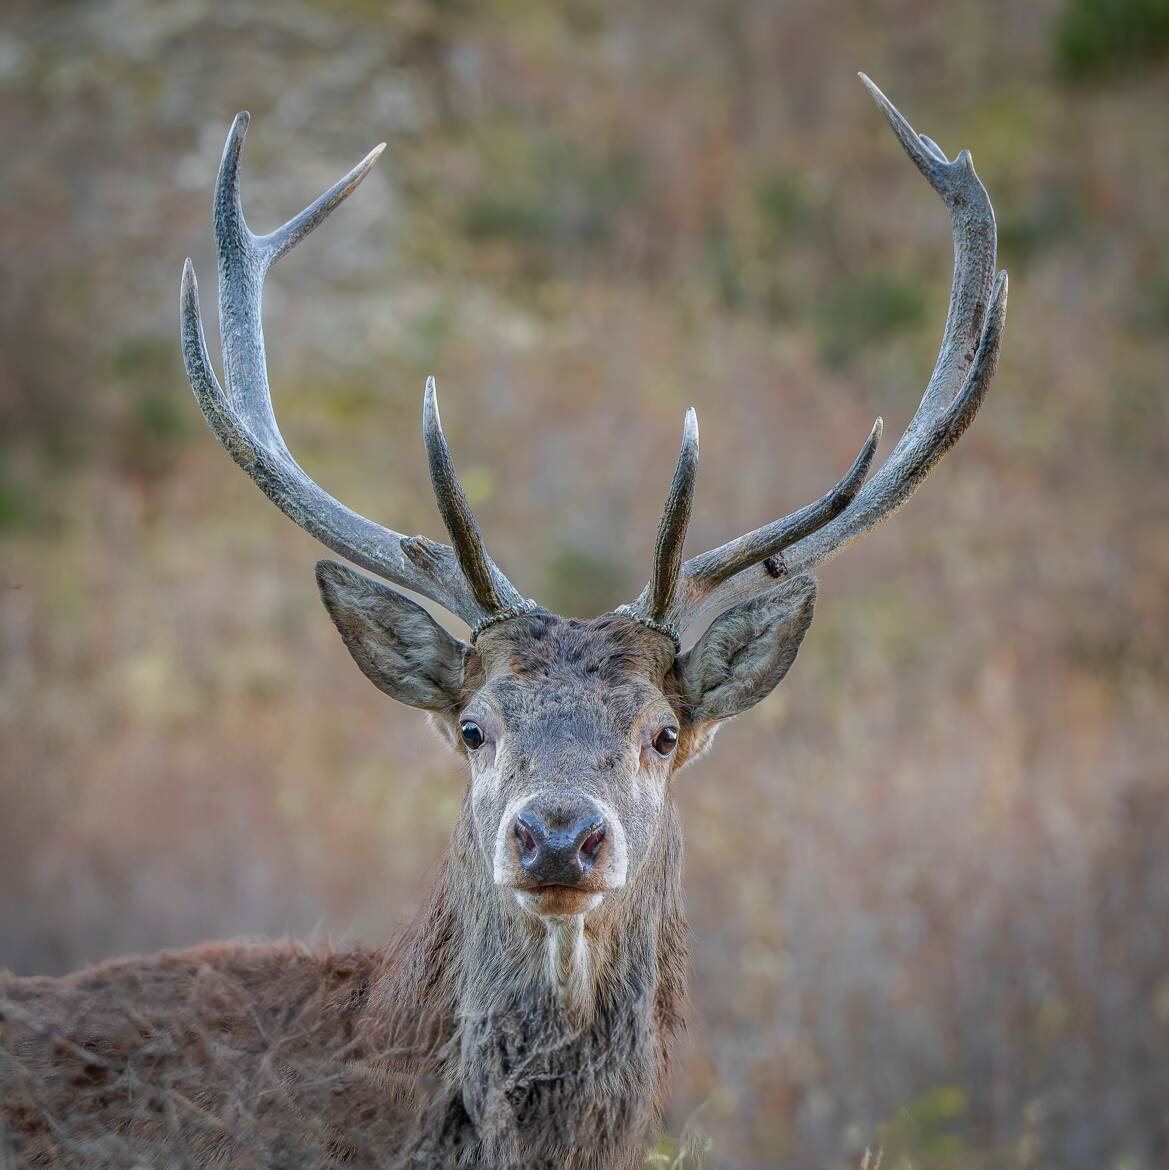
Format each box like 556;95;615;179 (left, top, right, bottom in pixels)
783;268;1007;575
181;113;525;628
643;408;699;637
422;377;516;617
627;75;1006;636
212;112;386;453
681;416;882;592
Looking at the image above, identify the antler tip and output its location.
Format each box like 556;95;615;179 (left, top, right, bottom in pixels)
422;376;443;441
845;417;883;494
857;72;884;102
679;407;699;463
180;258;198;305
218;113;252;205
986;270;1009;328
358;142;387;174
919;134;950;164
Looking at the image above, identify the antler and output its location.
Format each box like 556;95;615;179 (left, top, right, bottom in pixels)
183;81;1006;648
626;75;1008;639
180;112;532;631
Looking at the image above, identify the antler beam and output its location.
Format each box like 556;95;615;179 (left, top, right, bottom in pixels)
180;113;528;629
182;77;1006;652
627;74;1008;638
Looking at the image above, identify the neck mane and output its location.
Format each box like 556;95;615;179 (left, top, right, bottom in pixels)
363;797;688;1168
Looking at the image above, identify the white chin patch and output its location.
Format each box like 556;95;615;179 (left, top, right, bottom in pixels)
541;912;593;1002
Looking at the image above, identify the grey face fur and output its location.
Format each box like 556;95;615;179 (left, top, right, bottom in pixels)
317;559;817;926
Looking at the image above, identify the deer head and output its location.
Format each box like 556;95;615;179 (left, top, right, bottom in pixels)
180;76;1005;933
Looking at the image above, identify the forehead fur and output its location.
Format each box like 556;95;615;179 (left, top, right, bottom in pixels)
476;612;675;681
466;612;677;735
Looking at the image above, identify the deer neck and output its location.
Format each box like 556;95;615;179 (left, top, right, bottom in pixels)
368;798;688;1161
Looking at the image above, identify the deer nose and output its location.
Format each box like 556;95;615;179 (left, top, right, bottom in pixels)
512;799;607;888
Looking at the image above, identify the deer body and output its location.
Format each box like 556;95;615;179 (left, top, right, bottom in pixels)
1;78;1006;1168
2;617;688;1169
1;942;388;1165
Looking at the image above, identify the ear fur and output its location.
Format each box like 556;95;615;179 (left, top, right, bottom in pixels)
315;559;468;713
672;574;817;726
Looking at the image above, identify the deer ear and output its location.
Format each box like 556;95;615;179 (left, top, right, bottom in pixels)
672;574;817;725
315;560;469;713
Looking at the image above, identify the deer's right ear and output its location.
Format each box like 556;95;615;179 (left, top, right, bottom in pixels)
315;560;469;714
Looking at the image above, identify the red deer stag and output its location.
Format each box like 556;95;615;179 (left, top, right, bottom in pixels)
0;76;1006;1169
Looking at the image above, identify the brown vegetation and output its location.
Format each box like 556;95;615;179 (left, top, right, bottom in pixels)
2;1;1168;1167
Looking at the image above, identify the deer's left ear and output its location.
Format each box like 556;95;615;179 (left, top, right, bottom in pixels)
315;559;469;714
671;574;817;725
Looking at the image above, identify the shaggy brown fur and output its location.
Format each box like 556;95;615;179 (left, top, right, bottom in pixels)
1;608;720;1170
0;584;814;1168
1;810;687;1169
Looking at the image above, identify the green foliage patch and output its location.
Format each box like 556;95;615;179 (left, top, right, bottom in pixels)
1057;0;1169;74
814;273;929;366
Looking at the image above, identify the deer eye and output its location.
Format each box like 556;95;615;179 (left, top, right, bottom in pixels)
651;726;679;756
460;721;486;751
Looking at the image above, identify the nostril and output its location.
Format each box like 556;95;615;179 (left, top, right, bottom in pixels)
579;824;606;863
514;818;537;859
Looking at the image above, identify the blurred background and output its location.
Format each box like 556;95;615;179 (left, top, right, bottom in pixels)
1;1;1168;1166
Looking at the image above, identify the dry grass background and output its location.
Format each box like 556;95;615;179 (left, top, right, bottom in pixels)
1;0;1168;1166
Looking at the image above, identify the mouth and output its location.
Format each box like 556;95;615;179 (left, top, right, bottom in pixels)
512;885;606;917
